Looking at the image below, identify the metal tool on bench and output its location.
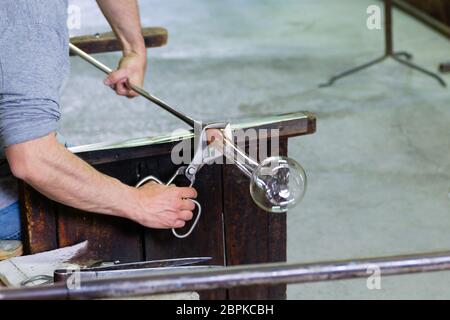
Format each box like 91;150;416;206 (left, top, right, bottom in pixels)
69;44;308;238
54;256;213;283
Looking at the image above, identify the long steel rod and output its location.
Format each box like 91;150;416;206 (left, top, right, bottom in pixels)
69;43;198;128
2;251;450;300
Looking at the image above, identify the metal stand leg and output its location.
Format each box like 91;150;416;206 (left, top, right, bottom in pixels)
394;51;413;60
320;0;447;88
393;54;447;87
320;56;387;87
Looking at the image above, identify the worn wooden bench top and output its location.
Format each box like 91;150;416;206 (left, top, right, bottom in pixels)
70;111;316;164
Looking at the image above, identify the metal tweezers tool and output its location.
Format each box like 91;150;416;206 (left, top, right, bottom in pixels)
135;122;229;239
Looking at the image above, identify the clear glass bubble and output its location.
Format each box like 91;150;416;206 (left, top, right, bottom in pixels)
250;157;307;213
207;129;307;213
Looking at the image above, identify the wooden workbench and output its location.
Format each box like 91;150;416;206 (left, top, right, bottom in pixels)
18;112;316;300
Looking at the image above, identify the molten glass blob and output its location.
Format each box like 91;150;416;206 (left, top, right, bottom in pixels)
250;157;307;213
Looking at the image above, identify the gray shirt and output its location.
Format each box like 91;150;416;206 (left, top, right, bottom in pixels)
0;0;69;208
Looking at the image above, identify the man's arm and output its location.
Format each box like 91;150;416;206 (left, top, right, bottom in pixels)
6;134;196;229
96;0;147;98
1;2;195;231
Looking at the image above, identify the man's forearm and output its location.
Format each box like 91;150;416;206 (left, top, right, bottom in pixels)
96;0;146;55
6;133;198;229
6;134;137;219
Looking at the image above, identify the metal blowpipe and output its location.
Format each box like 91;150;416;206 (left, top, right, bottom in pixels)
69;43;198;128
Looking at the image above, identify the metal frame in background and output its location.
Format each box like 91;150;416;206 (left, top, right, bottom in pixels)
320;0;447;88
2;250;450;299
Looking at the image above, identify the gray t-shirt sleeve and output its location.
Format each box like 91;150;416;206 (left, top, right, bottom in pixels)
0;22;69;148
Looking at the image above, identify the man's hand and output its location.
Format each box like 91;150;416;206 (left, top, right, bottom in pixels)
96;0;147;98
132;183;197;229
104;51;147;98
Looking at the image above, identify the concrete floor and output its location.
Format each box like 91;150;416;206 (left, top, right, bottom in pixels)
63;0;450;299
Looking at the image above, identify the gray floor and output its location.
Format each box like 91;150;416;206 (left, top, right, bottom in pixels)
63;0;450;299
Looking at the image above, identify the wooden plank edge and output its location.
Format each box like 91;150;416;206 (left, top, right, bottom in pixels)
70;27;168;55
